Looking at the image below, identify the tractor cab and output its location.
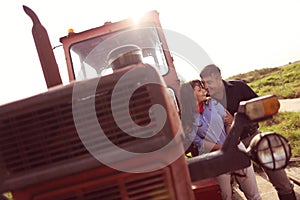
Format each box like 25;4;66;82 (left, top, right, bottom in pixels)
59;10;181;108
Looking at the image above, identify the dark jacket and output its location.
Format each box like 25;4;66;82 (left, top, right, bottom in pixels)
218;80;259;139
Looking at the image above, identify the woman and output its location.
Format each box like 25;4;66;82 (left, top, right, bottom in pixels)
180;80;261;200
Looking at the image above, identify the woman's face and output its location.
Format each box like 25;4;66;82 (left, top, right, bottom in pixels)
193;85;207;103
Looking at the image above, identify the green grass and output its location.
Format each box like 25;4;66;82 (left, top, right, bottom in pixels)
227;63;300;99
227;62;300;158
259;111;300;157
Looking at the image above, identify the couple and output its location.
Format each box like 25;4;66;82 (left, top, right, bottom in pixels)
180;64;296;200
180;79;261;200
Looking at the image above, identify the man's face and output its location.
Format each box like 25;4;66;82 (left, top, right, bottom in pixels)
201;74;223;98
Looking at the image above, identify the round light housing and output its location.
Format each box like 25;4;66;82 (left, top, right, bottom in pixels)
248;132;291;170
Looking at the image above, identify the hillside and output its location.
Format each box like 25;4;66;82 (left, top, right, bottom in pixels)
227;63;300;157
226;62;300;99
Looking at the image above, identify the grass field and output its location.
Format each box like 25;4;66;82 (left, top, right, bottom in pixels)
228;63;300;158
227;62;300;99
259;111;300;157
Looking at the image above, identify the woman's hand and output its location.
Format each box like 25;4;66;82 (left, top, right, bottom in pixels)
224;109;233;124
224;109;233;134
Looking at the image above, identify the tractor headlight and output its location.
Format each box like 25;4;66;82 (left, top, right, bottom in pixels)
248;132;291;170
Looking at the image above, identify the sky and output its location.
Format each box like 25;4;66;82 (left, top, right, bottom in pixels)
1;0;300;105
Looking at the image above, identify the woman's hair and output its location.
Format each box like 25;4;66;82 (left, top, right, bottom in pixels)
189;79;205;89
180;79;204;134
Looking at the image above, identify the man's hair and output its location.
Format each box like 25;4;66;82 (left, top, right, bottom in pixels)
200;64;221;78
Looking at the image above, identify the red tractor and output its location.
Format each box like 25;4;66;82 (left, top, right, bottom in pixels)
0;6;291;200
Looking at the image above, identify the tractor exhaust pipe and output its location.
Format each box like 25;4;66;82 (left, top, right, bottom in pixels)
23;5;62;88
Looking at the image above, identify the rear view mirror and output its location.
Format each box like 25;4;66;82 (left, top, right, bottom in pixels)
247;132;291;170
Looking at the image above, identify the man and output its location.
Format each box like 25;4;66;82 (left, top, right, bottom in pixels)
199;64;296;200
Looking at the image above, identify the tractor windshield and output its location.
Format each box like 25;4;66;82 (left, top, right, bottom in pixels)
69;25;169;80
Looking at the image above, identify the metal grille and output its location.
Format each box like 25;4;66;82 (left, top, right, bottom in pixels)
0;101;85;173
0;65;173;191
33;169;173;200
